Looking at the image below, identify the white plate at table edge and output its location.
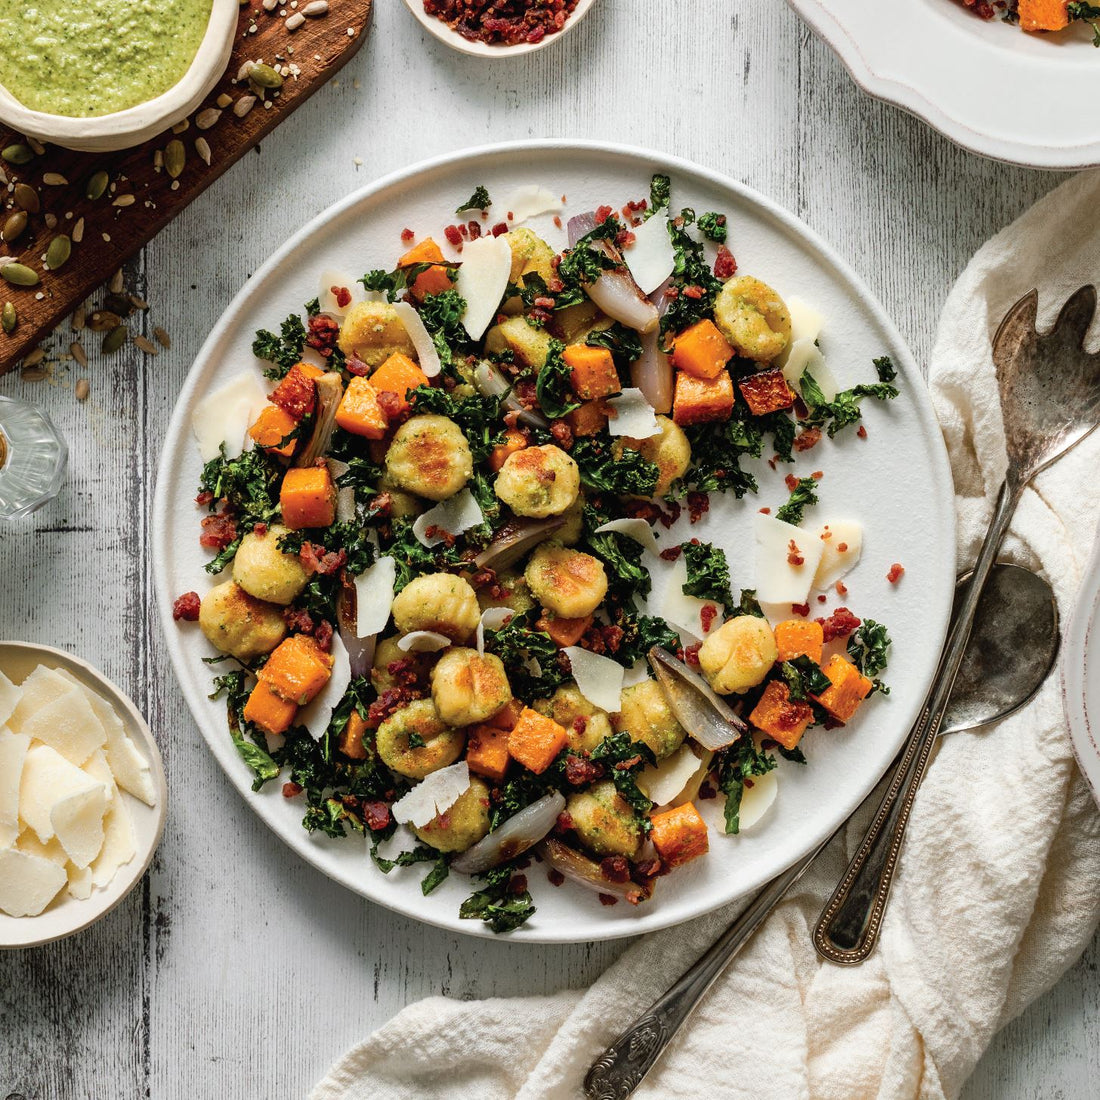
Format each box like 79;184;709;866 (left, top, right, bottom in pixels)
1063;521;1100;807
788;0;1100;170
152;139;956;943
0;641;168;949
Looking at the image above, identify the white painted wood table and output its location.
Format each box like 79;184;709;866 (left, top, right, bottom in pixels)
1;1;1096;1096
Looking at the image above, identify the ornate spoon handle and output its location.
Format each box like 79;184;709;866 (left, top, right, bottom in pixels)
584;844;823;1099
813;479;1020;964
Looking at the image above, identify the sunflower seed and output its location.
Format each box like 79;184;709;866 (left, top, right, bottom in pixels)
285;12;305;29
1;302;15;334
112;193;136;207
134;334;159;355
195;137;212;166
236;61;255;82
71;304;85;331
70;341;87;367
172;118;189;134
216;93;233;109
25;136;45;155
165;139;186;179
109;268;125;294
22;366;46;381
102;325;128;354
75;378;90;400
42;172;68;186
1;263;39;287
153;325;171;349
13;183;39;212
45;234;71;270
72;217;85;243
263;0;276;9
195;108;221;130
89;310;121;332
85;169;109;201
23;347;44;367
44;212;57;229
249;63;283;89
2;211;27;242
1;144;33;166
233;94;257;118
153;149;165;170
130;294;149;310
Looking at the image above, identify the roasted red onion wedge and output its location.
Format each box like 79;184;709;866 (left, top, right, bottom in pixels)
630;328;673;413
473;360;549;430
326;458;356;523
538;838;649;905
473;515;566;571
451;791;566;875
297;372;343;467
648;646;748;752
336;582;375;680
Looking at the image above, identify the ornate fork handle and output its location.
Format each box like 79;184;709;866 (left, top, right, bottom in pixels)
584;846;822;1099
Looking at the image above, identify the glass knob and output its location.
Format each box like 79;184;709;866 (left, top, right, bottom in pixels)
0;394;68;519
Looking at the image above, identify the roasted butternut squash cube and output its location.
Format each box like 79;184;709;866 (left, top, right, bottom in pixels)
399;237;453;301
486;698;524;731
739;367;795;415
248;404;298;458
671;319;733;380
535;613;594;648
563;344;621;400
337;709;370;760
465;724;511;783
335;376;389;439
567;399;610;437
748;680;814;750
672;370;735;426
369;352;430;416
260;634;335;706
774;619;824;664
813;654;873;723
508;706;569;774
488;428;528;472
280;465;337;530
649;802;709;869
1017;0;1070;31
243;679;298;736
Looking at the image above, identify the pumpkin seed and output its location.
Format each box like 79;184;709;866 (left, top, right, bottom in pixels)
42;172;68;186
75;378;90;400
129;294;149;310
85;169;109;200
153;325;171;349
72;217;85;243
70;341;87;367
134;334;158;356
249;63;283;89
195;107;221;130
88;310;121;332
13;183;39;213
1;144;33;166
233;94;257;118
102;325;128;354
43;212;57;229
165;139;186;179
22;365;46;381
172;118;189;134
2;211;27;242
1;302;16;334
45;234;71;270
0;263;39;287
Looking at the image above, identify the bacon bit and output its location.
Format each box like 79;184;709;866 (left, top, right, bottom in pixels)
681;642;702;667
172;592;201;621
506;211;515;221
793;427;822;452
282;781;303;798
345;357;370;377
556;811;575;833
785;474;800;492
791;602;810;618
547;868;565;886
659;546;683;562
509;874;528;895
623;499;662;525
443;224;463;248
767;457;778;471
820;528;832;540
835;580;848;597
195;490;214;506
700;604;718;633
615;229;636;249
365;686;422;730
857;425;868;440
599;856;631;884
487;221;507;238
787;539;804;567
887;563;905;584
362;801;391;832
817;594;828;603
564;754;604;786
283;607;314;634
465;220;481;240
306;314;340;359
682;285;705;300
550;419;575;452
572;715;588;735
199;512;237;551
598;893;618;906
837;542;848;552
400;227;415;242
811;470;824;480
686;491;710;523
330;285;352;309
533;295;556;310
458;223;469;239
314;619;334;652
424;524;457;549
817;606;861;642
714;245;737;280
659;500;682;529
698;780;717;800
595;204;613;224
759;506;771;515
664;285;680;300
299;543;347;576
552;215;562;230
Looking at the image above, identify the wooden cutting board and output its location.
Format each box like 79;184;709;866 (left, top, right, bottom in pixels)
0;0;373;375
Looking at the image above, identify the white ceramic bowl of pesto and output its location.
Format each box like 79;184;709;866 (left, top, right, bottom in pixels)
0;0;238;153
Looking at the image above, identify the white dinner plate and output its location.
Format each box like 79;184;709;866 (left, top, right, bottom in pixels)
789;0;1100;169
0;642;167;949
152;140;955;942
1063;522;1100;806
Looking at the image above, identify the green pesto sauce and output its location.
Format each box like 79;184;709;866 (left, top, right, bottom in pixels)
0;0;212;118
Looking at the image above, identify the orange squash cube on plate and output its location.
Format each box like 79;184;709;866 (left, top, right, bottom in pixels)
486;699;524;731
508;707;568;774
774;619;825;664
672;370;735;426
535;613;594;648
399;237;453;301
748;680;814;750
248;404;298;458
739;367;795;416
335;376;389;439
260;634;335;707
369;352;430;416
812;654;873;723
243;679;298;736
488;428;528;472
466;724;511;783
1017;0;1070;31
671;319;734;380
280;465;337;530
649;802;709;869
567;399;611;437
563;344;621;400
337;709;370;760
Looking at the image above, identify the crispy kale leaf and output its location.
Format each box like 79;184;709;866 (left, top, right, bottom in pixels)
555;218;619;309
775;476;819;526
662;208;722;336
460;861;536;934
409;385;505;463
571;434;660;496
483;608;568;701
696;211;728;244
780;656;832;702
847;619;892;694
647;173;671;217
197;447;282;573
799;359;899;438
535;338;581;419
587;529;650;602
418;288;472;376
590;732;656;827
716;738;777;835
1068;2;1100;44
612;609;681;668
679;540;735;605
585;321;643;369
252;308;308;379
456;185;491;213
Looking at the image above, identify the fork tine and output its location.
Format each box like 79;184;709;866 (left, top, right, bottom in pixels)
1052;284;1098;348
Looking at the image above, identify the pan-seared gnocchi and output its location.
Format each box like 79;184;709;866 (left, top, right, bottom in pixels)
385;414;473;502
390;573;481;643
524;543;608;619
494;444;580;519
698;615;778;694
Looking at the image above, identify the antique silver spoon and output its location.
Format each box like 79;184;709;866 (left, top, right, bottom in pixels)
583;563;1059;1100
814;285;1100;965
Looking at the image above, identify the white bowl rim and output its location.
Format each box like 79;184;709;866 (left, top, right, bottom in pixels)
401;0;598;57
0;639;168;949
0;0;238;143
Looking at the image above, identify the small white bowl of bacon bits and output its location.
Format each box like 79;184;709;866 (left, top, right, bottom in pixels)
0;642;166;949
402;0;599;57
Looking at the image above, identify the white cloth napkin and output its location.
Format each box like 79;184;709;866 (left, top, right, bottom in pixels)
313;172;1100;1100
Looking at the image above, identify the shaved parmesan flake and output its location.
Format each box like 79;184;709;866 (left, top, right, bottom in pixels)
91;793;136;889
191;372;269;462
622;213;674;295
353;555;397;639
19;744;101;844
503;185;563;225
391;762;471;828
82;750;116;804
397;631;452;654
0;848;67;917
8;665;70;729
754;513;826;606
455;234;513;341
737;768;779;831
393;301;442;379
67;862;93;900
318;269;360;316
593;517;660;555
782;338;839;403
299;634;351;740
50;784;107;869
789;297;825;347
16;831;67;865
476;607;515;657
656;557;721;639
637;744;704;807
71;680;155;806
15;687;105;767
563;647;625;714
605;388;660;439
0;668;21;727
0;727;30;847
813;520;863;590
413;489;485;548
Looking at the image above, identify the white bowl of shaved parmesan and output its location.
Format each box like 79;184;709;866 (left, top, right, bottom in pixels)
0;642;166;948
